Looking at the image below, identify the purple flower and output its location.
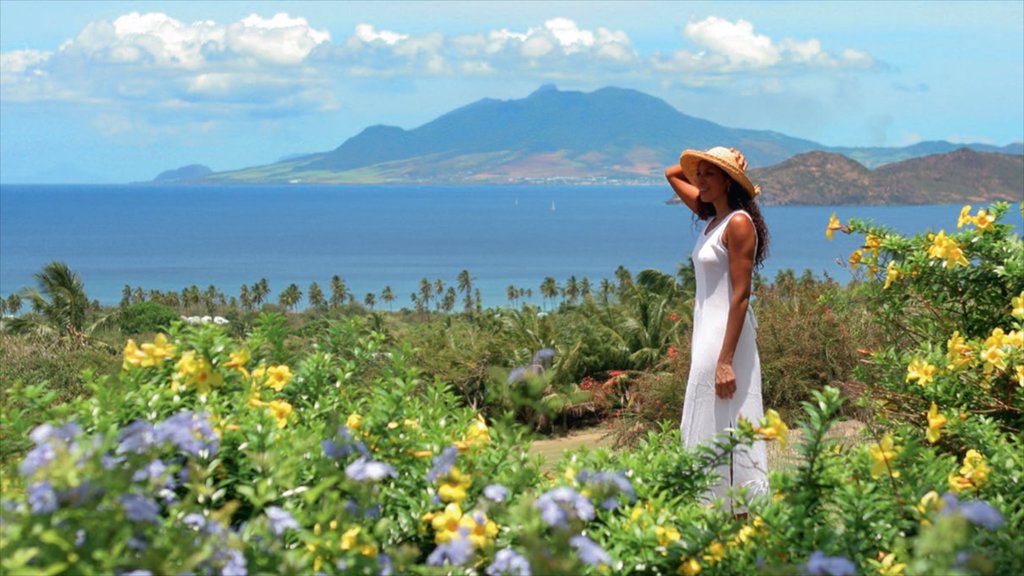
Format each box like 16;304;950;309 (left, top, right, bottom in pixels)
427;446;458;482
570;534;611;567
120;570;153;576
154;411;218;457
62;481;103;508
19;423;80;478
265;506;299;536
322;426;369;460
534;486;594;528
117;421;156;454
940;493;1005;530
507;367;527;384
344;500;381;519
74;529;86;548
376;553;393;576
577;470;635;510
805;551;856;576
26;481;58;515
132;459;171;485
427;534;473;567
531;348;556;365
345;457;396;482
217;548;247;576
487;548;532;576
120;493;161;523
484;484;509;502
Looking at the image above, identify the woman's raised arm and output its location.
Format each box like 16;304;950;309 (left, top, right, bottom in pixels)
665;164;700;214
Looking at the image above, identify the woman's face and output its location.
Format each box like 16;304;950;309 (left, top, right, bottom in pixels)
695;160;730;205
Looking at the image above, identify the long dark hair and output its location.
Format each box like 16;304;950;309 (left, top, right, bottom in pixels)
696;179;770;268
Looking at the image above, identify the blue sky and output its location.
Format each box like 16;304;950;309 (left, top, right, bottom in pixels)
1;0;1021;183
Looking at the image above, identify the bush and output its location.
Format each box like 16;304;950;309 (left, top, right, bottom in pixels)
118;301;180;335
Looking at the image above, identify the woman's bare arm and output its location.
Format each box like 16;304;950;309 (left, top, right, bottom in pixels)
714;213;757;400
665;164;700;214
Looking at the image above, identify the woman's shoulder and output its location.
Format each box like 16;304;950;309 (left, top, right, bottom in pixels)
723;210;757;247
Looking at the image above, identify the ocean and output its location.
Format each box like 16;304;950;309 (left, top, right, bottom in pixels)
1;184;1020;309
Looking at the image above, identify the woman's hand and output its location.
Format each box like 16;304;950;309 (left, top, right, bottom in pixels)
715;361;737;399
729;148;748;171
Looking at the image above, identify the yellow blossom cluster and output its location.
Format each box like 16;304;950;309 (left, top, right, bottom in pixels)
122;333;176;369
305;520;380;573
926;402;946;444
926;231;969;268
422;503;498;549
437;466;472;503
245;360;294;428
868;433;901;479
756;409;788;449
948;449;990;493
174;350;224;395
957;205;996;232
454;414;491;451
905;359;937;387
825;212;844;241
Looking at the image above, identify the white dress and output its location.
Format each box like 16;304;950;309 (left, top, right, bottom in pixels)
679;210;768;508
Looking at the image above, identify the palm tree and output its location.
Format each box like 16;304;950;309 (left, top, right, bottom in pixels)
364;293;376;310
6;293;23;316
253;278;270;309
418;278;433;312
133;286;145;304
381;286;395;311
8;261;92;343
329;275;348;308
507;285;519;308
457;270;473;312
442;287;456;313
278;283;302;311
540;277;558;311
308;281;325;310
564;275;580;305
599;278;615;305
239;284;252;311
120;285;132;307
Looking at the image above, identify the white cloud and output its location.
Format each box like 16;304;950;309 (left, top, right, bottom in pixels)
684;17;779;70
227;13;330;65
352;24;408;46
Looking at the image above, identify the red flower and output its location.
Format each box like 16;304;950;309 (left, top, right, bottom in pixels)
667;347;678;359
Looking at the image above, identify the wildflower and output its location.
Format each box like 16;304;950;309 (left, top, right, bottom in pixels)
120;493;161;523
117;421;157;454
532;348;557;365
376;553;394;576
341;526;361;550
26;481;58;515
322;426;369;460
756;409;788;449
848;249;863;268
864;233;882;251
570;534;611;567
927;231;969;268
926;402;946;444
483;484;509;502
825;212;843;240
916;490;941;522
957;205;973;229
265;400;293;429
427;446;458;482
438;467;472;503
140;334;175;366
487;548;531;576
345;457;396;482
264;365;292;392
940;495;1005;530
431;502;465;544
1015;365;1024;388
265;506;299;536
805;551;856;576
883;261;900;289
175;350;224;394
457;414;490;449
905;359;937;386
655;525;681;547
154;411;218;457
1012;291;1024;320
577;470;635;510
973;209;995;231
346;412;363;431
959;450;990;487
678;557;701;576
946;331;972;369
702;541;725;563
427;534;473;567
868;433;901;479
459;510;498;549
981;344;1007;374
534;486;595;528
224;349;250;375
19;422;82;478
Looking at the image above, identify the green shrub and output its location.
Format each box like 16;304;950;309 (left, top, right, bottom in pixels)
118;301;180;335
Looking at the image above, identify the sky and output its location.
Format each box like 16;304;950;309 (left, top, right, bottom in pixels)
1;0;1022;183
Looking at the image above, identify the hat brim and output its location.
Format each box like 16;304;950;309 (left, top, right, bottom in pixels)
679;149;758;199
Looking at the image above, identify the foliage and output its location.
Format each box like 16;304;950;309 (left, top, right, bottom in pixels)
118;301;181;336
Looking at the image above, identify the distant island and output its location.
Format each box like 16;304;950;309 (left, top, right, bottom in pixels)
153;85;1023;205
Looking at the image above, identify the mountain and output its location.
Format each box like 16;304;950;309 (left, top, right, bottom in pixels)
155;85;1022;196
154;164;213;182
750;148;1024;205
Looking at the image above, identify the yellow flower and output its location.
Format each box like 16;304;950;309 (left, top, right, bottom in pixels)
905;359;937;386
678;557;702;576
465;414;490;445
915;490;941;523
1015;365;1024;388
883;261;900;290
957;205;973;229
848;249;863;268
868;434;901;479
948;471;973;494
264;365;292;392
139;333;175;366
266;399;293;428
927;231;969;268
960;449;990;486
175;350;224;395
973;209;995;232
946;331;973;369
1005;330;1023;349
346;413;363;431
459;510;498;549
756;409;788;449
926;402;946;444
430;503;464;544
340;526;361;551
438;467;472;503
1012;291;1024;320
702;541;725;564
826;212;843;240
864;234;882;251
655;525;681;547
981;344;1007;374
123;339;145;368
224;349;250;375
877;551;907;575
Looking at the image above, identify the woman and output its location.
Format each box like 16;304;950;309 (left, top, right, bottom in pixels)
665;146;770;511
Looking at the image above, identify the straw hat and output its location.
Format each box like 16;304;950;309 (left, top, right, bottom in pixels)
679;146;760;198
